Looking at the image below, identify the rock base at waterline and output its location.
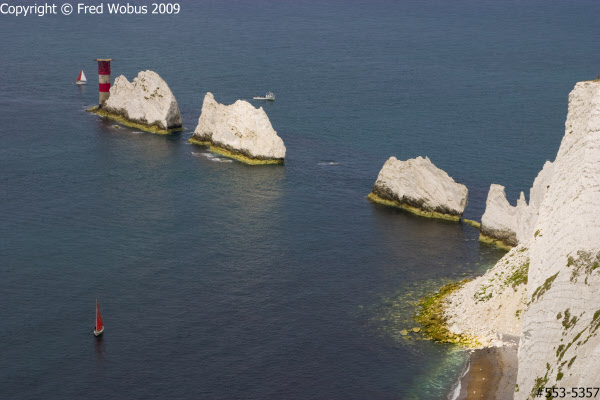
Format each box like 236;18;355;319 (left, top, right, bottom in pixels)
462;219;481;229
87;106;184;135
188;138;284;165
367;192;462;221
478;232;514;251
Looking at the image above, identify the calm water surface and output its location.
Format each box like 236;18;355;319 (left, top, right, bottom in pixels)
1;1;598;399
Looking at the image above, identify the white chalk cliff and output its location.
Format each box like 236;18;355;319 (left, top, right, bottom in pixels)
443;80;600;398
480;161;554;247
103;70;182;132
515;80;600;398
369;156;468;220
190;93;286;164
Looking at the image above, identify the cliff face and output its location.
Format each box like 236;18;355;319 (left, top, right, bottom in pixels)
99;70;182;133
368;156;468;221
439;81;600;398
190;93;286;164
516;81;600;398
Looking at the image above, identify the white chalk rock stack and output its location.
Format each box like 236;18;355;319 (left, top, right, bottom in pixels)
369;156;468;220
515;80;600;398
103;70;182;132
480;161;554;248
190;93;286;164
480;184;521;246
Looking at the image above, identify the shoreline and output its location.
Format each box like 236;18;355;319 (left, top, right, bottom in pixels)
451;346;518;400
414;247;525;399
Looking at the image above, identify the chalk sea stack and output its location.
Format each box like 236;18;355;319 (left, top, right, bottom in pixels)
189;92;286;165
479;161;554;249
368;156;468;221
87;70;182;134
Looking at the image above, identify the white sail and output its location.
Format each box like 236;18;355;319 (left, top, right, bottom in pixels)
80;70;87;82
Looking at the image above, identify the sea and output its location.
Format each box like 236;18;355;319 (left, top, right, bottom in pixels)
1;0;598;399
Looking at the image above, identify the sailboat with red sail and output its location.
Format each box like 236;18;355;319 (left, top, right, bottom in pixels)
94;299;104;337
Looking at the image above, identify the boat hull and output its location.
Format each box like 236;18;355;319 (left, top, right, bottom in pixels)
253;97;274;101
93;326;104;337
76;81;87;85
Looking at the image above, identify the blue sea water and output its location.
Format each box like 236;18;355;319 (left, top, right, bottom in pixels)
1;1;599;399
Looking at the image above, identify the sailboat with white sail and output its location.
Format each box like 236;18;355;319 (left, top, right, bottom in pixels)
76;70;87;85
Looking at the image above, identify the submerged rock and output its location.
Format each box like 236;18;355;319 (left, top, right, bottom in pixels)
480;161;554;249
189;93;286;165
368;156;468;221
89;70;182;134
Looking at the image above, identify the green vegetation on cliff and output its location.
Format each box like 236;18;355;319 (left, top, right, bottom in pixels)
414;279;482;347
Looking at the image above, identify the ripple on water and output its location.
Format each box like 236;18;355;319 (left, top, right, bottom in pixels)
317;161;340;166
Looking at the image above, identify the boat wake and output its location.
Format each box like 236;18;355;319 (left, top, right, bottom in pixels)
317;161;340;166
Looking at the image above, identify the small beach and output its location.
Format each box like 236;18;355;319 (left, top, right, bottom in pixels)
454;347;518;400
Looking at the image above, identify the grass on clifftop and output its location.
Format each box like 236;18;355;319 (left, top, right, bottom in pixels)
414;279;482;348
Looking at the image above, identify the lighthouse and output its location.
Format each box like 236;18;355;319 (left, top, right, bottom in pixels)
94;59;113;107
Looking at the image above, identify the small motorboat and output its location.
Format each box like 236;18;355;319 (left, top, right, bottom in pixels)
76;70;87;85
93;299;104;337
253;91;275;101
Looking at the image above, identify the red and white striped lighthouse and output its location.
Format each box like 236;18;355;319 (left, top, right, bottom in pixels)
94;59;113;107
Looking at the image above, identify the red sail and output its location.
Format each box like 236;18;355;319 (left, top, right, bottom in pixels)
77;70;82;81
96;301;104;331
